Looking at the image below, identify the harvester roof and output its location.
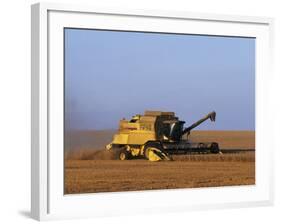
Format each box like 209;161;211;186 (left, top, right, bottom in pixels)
144;111;175;117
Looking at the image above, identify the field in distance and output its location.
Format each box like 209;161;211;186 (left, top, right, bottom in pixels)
64;130;255;194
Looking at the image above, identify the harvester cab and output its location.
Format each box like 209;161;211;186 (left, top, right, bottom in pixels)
106;111;220;161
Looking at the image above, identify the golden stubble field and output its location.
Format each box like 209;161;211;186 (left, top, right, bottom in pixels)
64;130;255;194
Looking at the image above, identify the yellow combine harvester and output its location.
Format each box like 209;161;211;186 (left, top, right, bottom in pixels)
106;111;220;161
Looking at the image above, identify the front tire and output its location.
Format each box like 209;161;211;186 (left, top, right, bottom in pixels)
144;142;172;161
144;142;161;159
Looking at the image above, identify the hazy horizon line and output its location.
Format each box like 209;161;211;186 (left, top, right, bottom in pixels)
65;128;255;132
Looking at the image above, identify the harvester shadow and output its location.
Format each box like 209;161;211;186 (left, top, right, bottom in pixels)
220;149;255;154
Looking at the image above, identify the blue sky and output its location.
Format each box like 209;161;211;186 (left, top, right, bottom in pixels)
64;28;255;130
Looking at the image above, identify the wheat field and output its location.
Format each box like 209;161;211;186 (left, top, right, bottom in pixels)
64;130;255;194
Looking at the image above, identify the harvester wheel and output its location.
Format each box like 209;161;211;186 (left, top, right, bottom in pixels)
118;149;130;160
144;143;159;159
144;142;171;161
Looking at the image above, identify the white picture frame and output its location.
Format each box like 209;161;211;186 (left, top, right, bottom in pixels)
31;2;274;221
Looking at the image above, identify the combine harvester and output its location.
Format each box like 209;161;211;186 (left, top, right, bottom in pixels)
106;111;220;161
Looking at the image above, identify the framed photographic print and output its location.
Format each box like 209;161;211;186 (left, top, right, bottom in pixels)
31;2;274;221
